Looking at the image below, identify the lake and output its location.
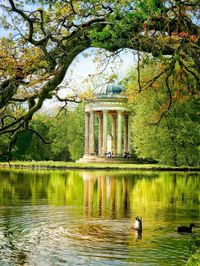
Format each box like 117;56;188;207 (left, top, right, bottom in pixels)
0;169;199;265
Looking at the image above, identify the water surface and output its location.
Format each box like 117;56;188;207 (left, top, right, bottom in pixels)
0;169;199;265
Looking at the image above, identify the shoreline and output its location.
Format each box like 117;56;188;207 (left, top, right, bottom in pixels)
0;161;200;172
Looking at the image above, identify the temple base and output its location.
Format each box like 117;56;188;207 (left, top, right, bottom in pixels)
76;155;138;164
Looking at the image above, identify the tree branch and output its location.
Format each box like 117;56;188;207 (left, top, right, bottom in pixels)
27;127;53;144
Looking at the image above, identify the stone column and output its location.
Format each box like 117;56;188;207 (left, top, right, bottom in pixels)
84;112;90;155
98;112;103;156
102;110;108;155
89;110;95;155
124;113;128;154
111;113;117;156
117;110;123;156
128;114;132;154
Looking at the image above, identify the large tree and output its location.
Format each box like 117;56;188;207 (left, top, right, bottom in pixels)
130;88;200;166
0;0;199;159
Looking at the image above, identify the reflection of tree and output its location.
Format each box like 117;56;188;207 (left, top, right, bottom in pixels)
130;172;200;211
0;169;199;221
127;172;200;234
170;174;177;205
0;169;81;206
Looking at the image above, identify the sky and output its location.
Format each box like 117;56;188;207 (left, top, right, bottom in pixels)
43;47;137;111
41;47;137;112
57;48;136;97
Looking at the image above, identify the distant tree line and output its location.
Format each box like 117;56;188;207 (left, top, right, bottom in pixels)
1;90;199;166
1;63;199;166
0;104;85;162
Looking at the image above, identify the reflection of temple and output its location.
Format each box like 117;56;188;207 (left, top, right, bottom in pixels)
82;172;130;218
78;84;136;163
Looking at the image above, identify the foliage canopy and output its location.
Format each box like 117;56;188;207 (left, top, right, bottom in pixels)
126;62;200;166
0;0;199;159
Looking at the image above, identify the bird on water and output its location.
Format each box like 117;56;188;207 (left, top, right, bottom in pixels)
177;223;195;233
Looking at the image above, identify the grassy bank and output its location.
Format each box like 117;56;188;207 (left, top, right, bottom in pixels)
0;160;199;171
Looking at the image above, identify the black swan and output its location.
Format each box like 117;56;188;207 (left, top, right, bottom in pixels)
177;223;195;233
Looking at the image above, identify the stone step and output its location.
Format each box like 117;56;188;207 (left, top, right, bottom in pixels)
76;156;139;164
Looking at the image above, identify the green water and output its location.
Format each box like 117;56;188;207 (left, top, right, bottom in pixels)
0;169;199;265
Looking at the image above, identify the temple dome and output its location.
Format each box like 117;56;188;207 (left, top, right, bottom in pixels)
105;84;125;95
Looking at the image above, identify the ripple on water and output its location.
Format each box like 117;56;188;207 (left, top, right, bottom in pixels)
0;216;197;265
0;220;132;264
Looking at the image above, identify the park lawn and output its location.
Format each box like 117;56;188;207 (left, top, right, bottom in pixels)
0;160;199;171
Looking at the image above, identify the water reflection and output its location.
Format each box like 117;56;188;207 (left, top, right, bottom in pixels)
83;172;132;219
134;229;142;240
0;169;199;265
